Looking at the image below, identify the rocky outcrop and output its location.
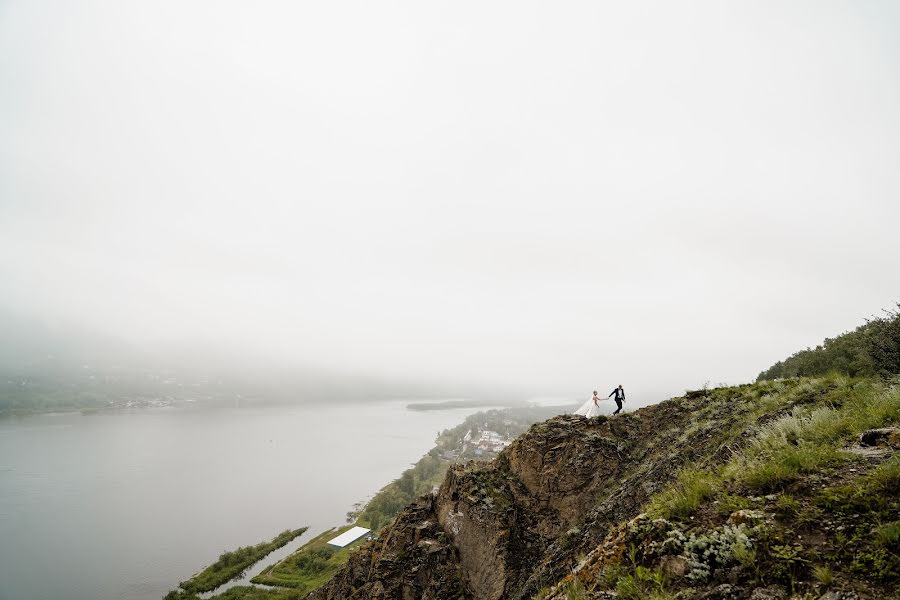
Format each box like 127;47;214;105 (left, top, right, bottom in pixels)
859;427;900;448
311;377;900;599
311;385;783;600
434;464;539;600
309;495;466;599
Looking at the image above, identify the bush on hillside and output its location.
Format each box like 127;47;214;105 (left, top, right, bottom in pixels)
757;304;900;381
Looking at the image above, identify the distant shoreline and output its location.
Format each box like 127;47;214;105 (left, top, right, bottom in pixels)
1;398;515;420
405;399;514;411
0;407;83;419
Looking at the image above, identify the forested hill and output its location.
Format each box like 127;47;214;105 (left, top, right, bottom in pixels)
757;304;900;381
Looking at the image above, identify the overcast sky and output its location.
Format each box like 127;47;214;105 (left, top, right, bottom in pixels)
2;1;899;400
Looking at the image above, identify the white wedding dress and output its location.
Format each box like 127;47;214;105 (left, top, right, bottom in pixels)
574;397;603;417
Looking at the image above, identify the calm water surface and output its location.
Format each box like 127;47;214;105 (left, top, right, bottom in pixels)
0;401;489;600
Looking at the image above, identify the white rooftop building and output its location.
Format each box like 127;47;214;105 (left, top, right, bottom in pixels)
327;526;371;548
479;430;504;443
476;430;510;452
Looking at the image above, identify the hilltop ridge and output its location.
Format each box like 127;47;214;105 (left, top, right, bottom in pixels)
309;375;899;599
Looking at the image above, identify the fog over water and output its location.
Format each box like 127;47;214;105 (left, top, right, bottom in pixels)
2;4;900;600
3;2;900;399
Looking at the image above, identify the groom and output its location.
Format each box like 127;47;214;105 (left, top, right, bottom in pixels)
608;385;625;415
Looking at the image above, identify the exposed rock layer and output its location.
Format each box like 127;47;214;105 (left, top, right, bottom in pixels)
311;384;783;600
310;379;898;599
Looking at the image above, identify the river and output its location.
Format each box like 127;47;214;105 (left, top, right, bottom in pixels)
0;400;500;600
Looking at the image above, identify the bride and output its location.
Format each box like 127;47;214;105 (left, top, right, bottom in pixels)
574;390;603;417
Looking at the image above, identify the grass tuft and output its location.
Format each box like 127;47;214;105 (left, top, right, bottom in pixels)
874;521;900;550
812;564;834;588
645;469;721;520
869;456;900;495
741;443;846;492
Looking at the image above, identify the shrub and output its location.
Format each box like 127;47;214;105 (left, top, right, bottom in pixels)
681;524;753;582
294;547;334;576
757;304;900;381
767;543;804;583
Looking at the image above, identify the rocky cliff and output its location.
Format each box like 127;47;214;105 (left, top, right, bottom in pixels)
310;376;899;600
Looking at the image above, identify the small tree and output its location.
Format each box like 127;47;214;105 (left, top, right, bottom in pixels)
397;470;415;496
867;304;900;377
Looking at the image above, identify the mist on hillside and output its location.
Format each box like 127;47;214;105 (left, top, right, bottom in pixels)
2;1;900;406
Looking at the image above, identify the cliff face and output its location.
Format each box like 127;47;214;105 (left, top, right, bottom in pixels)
310;377;899;600
310;496;466;599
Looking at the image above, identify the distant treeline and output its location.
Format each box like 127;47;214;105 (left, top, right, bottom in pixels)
757;304;900;381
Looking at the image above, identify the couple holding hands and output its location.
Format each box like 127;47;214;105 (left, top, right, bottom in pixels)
574;385;625;417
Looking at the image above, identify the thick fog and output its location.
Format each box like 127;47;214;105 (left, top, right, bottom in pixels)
2;1;899;399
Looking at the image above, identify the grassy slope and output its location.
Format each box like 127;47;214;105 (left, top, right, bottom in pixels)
549;375;900;599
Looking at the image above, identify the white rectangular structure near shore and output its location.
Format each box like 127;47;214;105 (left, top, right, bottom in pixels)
327;526;371;548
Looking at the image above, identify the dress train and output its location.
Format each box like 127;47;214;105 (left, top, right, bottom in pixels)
574;397;603;417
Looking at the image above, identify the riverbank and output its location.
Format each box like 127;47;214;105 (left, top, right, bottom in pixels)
0;400;503;600
168;404;570;599
406;399;515;411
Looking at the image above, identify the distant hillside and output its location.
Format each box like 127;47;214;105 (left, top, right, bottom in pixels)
0;309;506;415
757;304;900;381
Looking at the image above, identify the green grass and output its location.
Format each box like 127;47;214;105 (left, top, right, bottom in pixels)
576;377;898;598
172;528;307;595
646;469;721;520
773;493;800;516
715;492;751;516
562;578;587;600
732;378;898;490
250;524;363;592
812;564;834;588
740;380;898;490
868;455;900;494
613;566;673;600
874;520;900;550
646;376;900;519
203;586;308;600
740;443;846;492
635;376;900;594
